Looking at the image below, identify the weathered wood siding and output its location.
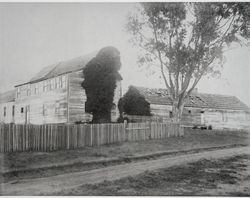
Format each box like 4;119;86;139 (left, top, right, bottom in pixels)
68;71;91;123
0;102;15;123
68;70;122;123
204;109;250;130
181;108;202;126
150;104;172;122
150;104;202;125
15;75;68;124
150;103;250;130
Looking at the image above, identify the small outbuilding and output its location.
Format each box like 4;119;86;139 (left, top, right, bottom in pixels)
130;86;250;130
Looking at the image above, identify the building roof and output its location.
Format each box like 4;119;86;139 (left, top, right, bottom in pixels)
16;47;123;87
16;51;98;86
132;86;250;111
0;90;15;103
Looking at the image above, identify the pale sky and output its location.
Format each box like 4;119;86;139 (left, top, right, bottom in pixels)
0;3;249;106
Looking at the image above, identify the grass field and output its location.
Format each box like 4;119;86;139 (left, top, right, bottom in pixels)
54;154;250;196
1;129;249;173
1;128;250;195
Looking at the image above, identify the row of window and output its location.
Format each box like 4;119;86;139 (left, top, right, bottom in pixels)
3;106;15;117
3;104;61;117
16;75;67;98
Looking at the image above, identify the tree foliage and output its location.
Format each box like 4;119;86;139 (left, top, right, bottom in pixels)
82;46;121;123
118;86;151;117
126;2;250;122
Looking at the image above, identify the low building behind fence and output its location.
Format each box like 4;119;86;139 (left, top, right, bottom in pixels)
0;122;184;152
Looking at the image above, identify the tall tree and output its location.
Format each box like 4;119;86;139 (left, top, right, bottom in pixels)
126;2;250;123
82;46;122;123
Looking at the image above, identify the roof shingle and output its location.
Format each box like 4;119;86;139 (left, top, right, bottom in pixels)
29;51;98;84
133;86;250;111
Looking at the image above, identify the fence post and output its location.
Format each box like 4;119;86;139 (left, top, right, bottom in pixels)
67;124;70;149
124;120;128;141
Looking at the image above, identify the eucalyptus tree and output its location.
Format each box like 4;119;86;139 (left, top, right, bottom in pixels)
126;2;250;122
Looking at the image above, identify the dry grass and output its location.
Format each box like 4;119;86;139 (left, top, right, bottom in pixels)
1;129;249;171
55;154;250;196
1;129;249;182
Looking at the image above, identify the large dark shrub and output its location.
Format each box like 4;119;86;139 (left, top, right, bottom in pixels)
82;46;122;123
118;86;151;117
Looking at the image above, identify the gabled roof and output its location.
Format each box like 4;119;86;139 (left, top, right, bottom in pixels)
132;86;250;111
16;49;123;87
19;51;98;86
0;90;15;103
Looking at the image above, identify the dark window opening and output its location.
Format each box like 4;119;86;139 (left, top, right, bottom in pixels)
169;111;173;118
200;110;204;113
188;110;191;114
3;107;6;117
12;105;15;116
21;107;24;113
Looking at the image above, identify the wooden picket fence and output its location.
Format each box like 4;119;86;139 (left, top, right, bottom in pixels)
0;122;183;152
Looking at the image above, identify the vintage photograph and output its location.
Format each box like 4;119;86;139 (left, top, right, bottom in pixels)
0;1;250;196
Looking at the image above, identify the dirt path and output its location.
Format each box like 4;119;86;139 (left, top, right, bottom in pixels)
1;146;250;195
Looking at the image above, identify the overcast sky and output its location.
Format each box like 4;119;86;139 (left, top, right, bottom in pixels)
0;3;249;106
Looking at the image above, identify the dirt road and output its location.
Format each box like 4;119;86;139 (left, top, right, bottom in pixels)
1;146;250;195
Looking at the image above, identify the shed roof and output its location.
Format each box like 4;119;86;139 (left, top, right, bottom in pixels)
0;90;15;103
133;86;250;111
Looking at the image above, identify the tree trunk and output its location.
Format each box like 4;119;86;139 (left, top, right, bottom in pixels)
171;100;184;124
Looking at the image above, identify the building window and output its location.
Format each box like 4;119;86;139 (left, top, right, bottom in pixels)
51;78;55;90
27;89;31;96
55;77;60;89
3;107;6;117
17;88;20;98
62;75;66;88
222;112;228;122
55;102;60;114
59;76;62;88
169;111;173;118
12;105;15;116
21;107;24;113
34;83;39;94
26;84;31;96
43;80;48;92
47;80;51;91
43;104;48;116
188;110;191;114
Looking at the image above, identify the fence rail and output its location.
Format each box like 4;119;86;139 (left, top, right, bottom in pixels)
0;122;183;152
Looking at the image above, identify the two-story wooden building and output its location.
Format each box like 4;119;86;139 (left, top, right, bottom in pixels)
7;49;122;125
